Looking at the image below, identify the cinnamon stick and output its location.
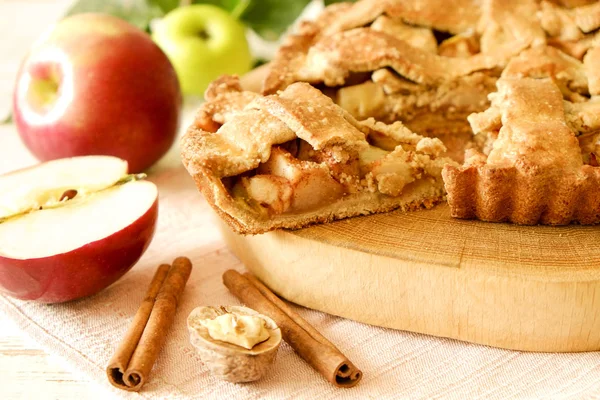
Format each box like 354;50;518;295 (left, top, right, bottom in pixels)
243;273;344;354
107;257;193;391
223;270;362;388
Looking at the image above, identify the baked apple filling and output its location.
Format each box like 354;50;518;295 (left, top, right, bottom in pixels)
234;148;345;215
229;126;448;217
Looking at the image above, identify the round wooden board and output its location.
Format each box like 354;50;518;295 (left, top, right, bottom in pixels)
219;66;600;352
219;204;600;353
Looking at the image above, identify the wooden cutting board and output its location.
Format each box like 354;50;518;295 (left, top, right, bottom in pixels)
219;68;600;353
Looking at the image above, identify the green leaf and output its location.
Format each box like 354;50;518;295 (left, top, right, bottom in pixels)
252;58;268;68
191;0;242;13
150;0;181;13
192;0;311;40
241;0;311;40
65;0;165;31
324;0;355;4
1;113;12;125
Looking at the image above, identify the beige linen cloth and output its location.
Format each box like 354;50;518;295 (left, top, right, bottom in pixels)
1;128;600;399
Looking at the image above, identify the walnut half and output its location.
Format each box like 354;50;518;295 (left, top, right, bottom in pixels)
187;306;282;383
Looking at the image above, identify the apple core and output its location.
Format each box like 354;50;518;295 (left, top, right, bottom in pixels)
28;69;61;111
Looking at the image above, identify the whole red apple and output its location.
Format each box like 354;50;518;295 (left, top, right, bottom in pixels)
0;156;158;303
13;13;181;173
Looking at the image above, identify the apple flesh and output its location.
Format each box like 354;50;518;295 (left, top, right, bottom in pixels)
13;13;182;173
0;156;158;303
152;4;253;97
0;155;127;220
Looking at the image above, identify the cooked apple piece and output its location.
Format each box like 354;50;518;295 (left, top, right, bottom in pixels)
367;131;402;151
358;146;390;176
257;148;345;212
296;139;315;161
438;32;480;58
290;169;345;212
579;132;600;165
257;147;304;181
336;81;387;121
363;119;426;152
239;175;293;214
366;149;419;196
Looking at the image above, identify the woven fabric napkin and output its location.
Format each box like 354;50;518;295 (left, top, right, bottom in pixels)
1;134;600;399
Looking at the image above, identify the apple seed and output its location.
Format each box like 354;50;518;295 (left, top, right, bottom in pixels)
60;189;78;201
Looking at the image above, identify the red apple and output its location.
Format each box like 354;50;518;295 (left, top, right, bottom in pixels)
0;156;158;303
13;13;182;173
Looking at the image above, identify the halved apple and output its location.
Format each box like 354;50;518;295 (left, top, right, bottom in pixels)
0;156;158;303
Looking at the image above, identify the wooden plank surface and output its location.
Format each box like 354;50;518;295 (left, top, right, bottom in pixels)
0;320;104;400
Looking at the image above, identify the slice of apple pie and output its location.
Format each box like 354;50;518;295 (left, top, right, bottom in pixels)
181;76;456;234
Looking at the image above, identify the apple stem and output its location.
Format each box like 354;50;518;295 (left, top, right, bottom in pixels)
116;173;147;185
198;30;210;40
231;0;251;20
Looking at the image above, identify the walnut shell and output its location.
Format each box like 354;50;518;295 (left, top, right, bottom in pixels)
187;305;281;383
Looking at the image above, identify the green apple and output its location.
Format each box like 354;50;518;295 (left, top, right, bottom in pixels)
152;4;253;97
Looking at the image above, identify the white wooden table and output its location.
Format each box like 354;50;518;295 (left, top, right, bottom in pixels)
0;319;102;399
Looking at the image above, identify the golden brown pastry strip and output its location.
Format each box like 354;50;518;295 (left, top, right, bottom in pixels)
486;78;582;169
323;0;482;35
573;1;600;32
584;47;600;95
298;28;510;87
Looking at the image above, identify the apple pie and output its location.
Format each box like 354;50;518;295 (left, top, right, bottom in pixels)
183;0;600;229
261;0;550;162
181;76;455;234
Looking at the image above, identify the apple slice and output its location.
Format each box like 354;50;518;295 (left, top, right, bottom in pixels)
0;157;158;303
0;156;128;220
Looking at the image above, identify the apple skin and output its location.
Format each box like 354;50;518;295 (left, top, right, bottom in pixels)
0;197;158;303
152;4;253;97
13;13;182;173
